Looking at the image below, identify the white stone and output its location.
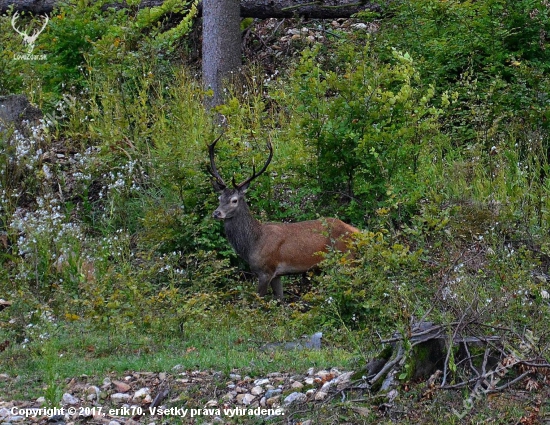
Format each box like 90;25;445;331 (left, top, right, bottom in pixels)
133;387;150;400
62;392;79;405
241;393;255;405
111;393;131;403
314;391;328;401
250;386;264;396
291;381;303;389
283;392;307;405
205;399;218;407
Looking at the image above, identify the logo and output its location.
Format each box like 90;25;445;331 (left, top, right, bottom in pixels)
11;11;48;60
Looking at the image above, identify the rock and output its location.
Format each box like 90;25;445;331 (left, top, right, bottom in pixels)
205;399;218;407
229;373;241;380
113;380;131;393
241;394;255;405
62;392;79;405
108;421;122;425
283;392;307;405
304;332;322;349
36;396;46;404
253;378;270;386
0;408;10;419
264;388;282;399
159;372;167;381
86;385;100;394
304;377;315;386
0;374;10;381
320;382;332;392
305;389;316;398
222;391;236;401
236;393;255;405
250;386;264;396
314;391;328;401
0;94;42;130
86;385;100;402
291;381;303;389
307;367;315;376
317;370;331;380
102;377;111;390
8;415;25;422
111;393;131;403
266;396;280;407
260;396;266;407
351;23;368;30
133;387;150;400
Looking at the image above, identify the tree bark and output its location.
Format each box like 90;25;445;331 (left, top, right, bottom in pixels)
0;0;381;18
202;0;241;108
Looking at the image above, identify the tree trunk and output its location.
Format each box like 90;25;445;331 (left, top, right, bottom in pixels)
0;0;382;18
202;0;241;108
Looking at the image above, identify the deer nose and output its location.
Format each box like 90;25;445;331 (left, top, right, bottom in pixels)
212;209;225;220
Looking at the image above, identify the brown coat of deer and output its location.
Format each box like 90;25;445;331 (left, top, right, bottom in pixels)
208;135;359;299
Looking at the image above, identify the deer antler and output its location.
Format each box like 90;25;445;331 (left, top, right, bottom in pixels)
11;12;28;37
233;140;273;189
33;14;49;38
207;133;227;189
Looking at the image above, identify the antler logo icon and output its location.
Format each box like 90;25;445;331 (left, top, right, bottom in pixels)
11;12;49;54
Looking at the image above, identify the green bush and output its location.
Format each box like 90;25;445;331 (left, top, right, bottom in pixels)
282;40;448;224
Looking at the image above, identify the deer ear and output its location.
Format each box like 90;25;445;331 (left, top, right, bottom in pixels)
239;181;251;193
211;179;225;192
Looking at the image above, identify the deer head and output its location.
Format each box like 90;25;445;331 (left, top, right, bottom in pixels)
208;134;273;220
11;12;49;55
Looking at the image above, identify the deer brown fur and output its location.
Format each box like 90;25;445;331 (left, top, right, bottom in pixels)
208;135;359;299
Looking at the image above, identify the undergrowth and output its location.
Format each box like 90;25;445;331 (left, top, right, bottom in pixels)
0;2;549;421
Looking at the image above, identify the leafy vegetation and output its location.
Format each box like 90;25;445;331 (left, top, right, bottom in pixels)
1;0;550;423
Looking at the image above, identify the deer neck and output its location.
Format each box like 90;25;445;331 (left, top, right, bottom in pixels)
224;203;262;263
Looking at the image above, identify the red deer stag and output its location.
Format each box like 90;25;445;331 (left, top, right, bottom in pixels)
208;135;359;299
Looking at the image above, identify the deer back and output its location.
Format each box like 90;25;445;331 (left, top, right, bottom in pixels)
249;218;358;276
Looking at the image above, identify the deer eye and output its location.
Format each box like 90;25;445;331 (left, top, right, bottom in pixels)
231;199;238;204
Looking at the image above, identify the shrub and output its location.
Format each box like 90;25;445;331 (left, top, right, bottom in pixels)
283;39;448;224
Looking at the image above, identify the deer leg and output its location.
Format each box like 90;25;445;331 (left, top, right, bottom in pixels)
270;276;283;300
257;273;271;297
